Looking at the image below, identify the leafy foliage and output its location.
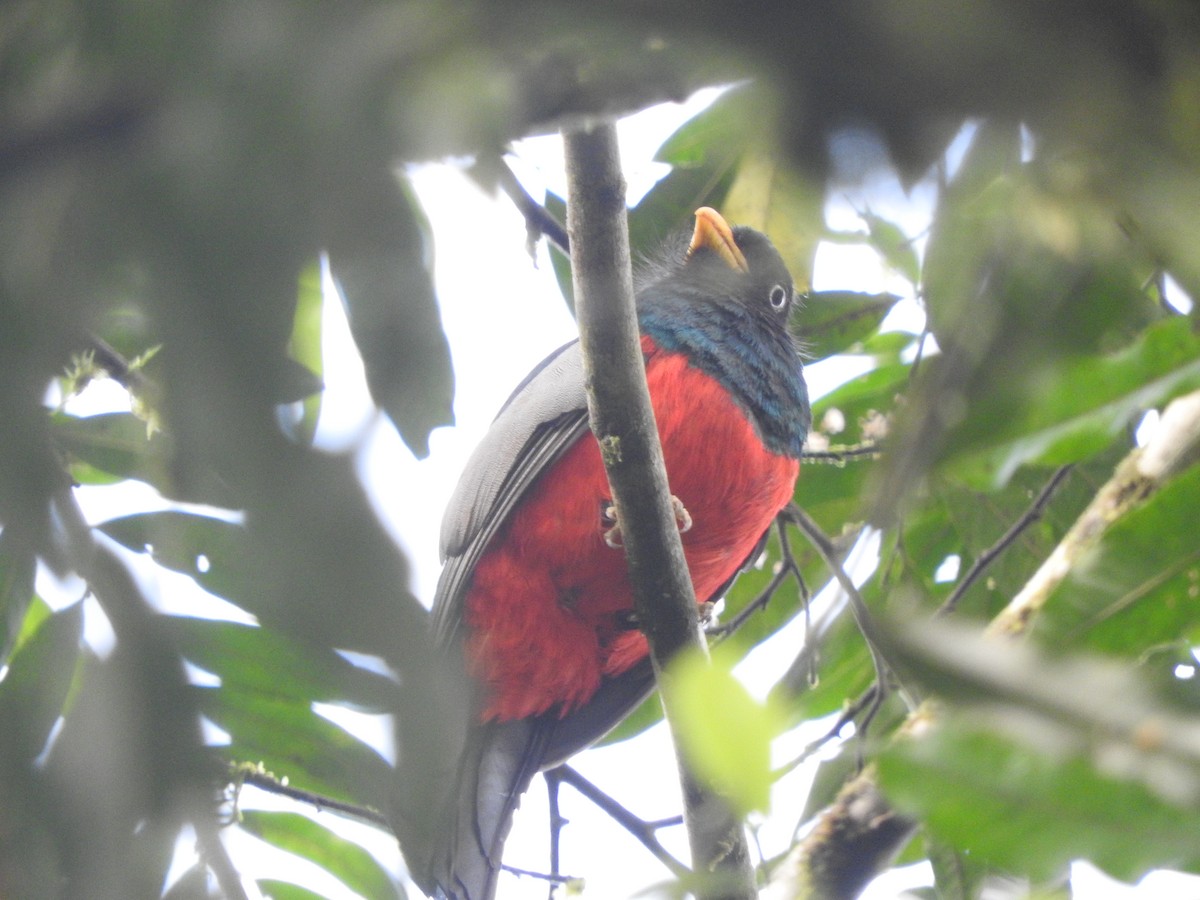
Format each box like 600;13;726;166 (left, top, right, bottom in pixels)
3;2;1200;899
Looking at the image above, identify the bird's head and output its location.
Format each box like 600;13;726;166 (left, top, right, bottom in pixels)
637;207;796;330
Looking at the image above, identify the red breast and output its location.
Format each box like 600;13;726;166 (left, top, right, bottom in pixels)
464;335;799;721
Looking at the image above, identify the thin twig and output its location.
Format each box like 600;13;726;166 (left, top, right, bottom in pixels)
800;442;881;464
937;464;1075;617
552;765;690;878
775;685;878;785
85;335;152;394
908;321;933;380
782;504;914;715
495;157;571;256
500;864;575;885
239;770;390;828
709;518;807;639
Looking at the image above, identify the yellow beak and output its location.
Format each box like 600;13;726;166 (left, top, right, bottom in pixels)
687;207;749;274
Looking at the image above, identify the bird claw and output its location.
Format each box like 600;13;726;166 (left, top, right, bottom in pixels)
601;495;692;549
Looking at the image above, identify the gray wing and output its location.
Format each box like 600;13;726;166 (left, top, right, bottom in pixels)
431;339;591;646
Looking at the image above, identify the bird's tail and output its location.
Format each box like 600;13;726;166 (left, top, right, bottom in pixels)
428;719;548;900
422;659;657;899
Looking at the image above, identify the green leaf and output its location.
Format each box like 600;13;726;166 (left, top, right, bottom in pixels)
721;149;825;288
1036;462;1200;655
197;686;391;809
942;317;1200;487
0;603;83;764
627;85;762;256
927;833;990;900
798;291;900;361
50;412;236;507
918;446;1123;620
257;880;329;900
166;617;396;712
666;648;784;815
545;192;574;316
861;211;920;286
240;811;403;900
880;721;1200;883
716;525;829;657
99;511;248;605
0;527;37;664
875;619;1200;881
288;259;325;445
328;173;453;459
809;361;910;448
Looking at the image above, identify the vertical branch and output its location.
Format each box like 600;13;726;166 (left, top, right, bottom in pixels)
563;122;755;899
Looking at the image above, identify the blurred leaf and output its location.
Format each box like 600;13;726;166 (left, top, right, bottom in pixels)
240;811;403;900
861;211;920;286
162;864;216;900
99;511;247;604
287;259;325;445
927;834;989;900
880;721;1200;883
50;412;236;507
197;686;390;809
627;85;758;255
0;527;37;664
166;617;396;713
722;148;825;289
667;648;784;815
257;881;329;900
274;358;324;405
328;173;453;459
810;361;910;448
0;603;82;764
877;619;1200;880
798;291;900;361
1035;461;1200;655
545;191;574;316
941;317;1200;487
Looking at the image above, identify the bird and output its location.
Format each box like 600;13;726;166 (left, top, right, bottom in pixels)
418;207;811;900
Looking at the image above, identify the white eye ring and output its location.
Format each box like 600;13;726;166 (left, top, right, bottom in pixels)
768;284;789;310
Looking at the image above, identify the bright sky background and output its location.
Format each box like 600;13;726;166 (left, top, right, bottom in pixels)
51;88;1200;898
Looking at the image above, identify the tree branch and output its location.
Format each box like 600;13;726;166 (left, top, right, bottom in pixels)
563;122;755;899
553;765;689;878
236;768;390;828
494;157;571;257
769;768;917;900
782;504;909;712
936;464;1074;617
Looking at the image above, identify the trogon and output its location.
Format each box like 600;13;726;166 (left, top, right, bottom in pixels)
419;207;811;899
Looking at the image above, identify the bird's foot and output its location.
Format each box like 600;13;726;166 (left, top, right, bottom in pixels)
601;496;692;549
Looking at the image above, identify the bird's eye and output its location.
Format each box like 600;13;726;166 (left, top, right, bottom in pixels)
768;284;790;311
